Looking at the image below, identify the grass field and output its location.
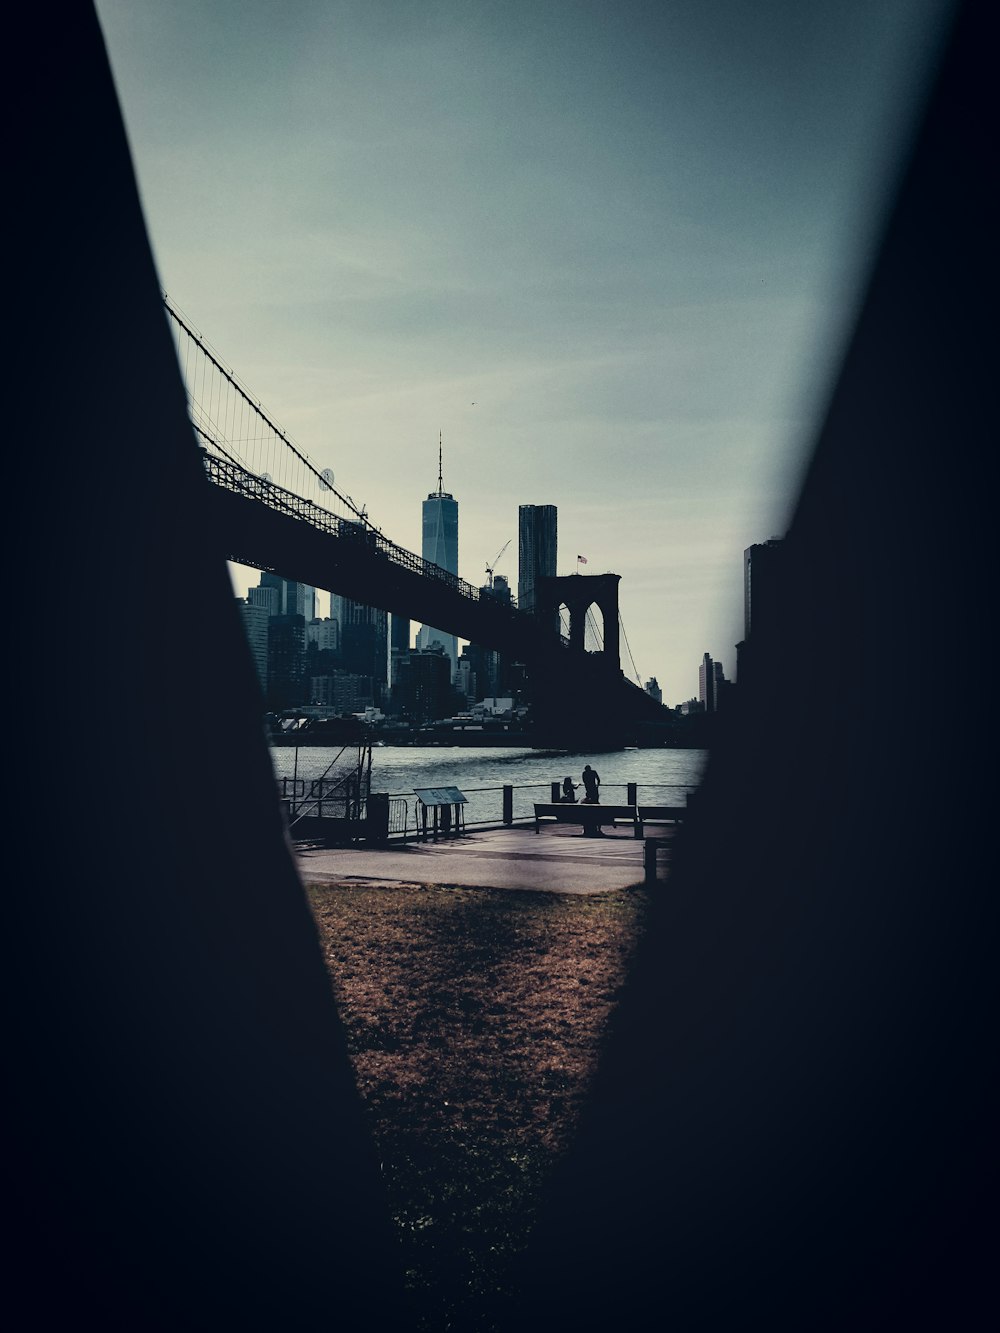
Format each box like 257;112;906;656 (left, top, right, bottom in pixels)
309;880;650;1330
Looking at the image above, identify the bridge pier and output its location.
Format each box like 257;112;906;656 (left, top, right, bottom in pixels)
536;573;621;671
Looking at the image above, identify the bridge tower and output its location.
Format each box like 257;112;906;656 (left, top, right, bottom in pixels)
535;572;621;672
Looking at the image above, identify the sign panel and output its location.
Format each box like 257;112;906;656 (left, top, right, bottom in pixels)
414;786;467;805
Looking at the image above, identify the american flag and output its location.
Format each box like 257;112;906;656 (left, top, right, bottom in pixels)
577;554;588;564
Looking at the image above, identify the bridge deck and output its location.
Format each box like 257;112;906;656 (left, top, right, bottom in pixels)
293;822;678;895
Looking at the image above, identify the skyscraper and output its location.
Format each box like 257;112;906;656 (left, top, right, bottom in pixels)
256;572;317;622
466;573;513;701
743;538;784;642
518;504;558;632
238;600;270;696
416;436;459;678
698;653;727;712
394;647;453;724
737;537;786;690
389;613;411;689
266;614;306;710
331;592;388;707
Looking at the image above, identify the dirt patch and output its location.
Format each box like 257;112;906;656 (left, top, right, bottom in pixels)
309;879;650;1331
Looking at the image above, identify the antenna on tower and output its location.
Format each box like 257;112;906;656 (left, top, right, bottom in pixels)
437;430;443;494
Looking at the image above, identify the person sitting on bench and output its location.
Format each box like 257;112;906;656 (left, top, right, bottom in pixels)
561;776;578;803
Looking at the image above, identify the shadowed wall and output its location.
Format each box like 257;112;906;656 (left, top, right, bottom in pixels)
504;2;993;1327
10;6;408;1325
9;2;992;1329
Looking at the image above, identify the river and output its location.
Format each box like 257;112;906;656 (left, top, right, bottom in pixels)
269;744;708;829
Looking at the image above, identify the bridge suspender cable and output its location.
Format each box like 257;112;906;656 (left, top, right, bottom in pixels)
618;610;642;685
191;421;246;471
163;294;377;532
585;606;604;651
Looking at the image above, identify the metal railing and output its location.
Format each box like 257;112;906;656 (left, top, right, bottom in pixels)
203;451;575;652
278;775;698;843
379;781;698;839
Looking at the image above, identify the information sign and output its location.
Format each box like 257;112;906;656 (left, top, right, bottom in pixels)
414;786;467;805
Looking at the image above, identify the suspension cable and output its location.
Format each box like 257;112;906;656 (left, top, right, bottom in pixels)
585;606;604;650
618;610;642;685
164;293;377;531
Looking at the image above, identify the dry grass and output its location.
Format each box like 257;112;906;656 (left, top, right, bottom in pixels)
308;880;650;1331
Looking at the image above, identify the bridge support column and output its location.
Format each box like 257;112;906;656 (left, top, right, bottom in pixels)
595;587;620;671
535;572;622;672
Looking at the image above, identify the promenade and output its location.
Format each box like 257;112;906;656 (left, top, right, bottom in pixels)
294;822;676;895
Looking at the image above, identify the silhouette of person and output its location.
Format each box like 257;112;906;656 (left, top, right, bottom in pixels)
561;776;578;803
581;764;600;804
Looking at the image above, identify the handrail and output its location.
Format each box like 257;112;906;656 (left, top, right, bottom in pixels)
357;780;701;839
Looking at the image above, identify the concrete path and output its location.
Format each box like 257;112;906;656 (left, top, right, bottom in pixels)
293;822;676;895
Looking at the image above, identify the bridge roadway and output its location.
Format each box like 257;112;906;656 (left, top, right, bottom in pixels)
201;452;664;731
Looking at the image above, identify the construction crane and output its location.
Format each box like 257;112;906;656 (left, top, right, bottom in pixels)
485;539;511;589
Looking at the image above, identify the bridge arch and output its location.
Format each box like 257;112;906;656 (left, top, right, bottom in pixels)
537;573;621;672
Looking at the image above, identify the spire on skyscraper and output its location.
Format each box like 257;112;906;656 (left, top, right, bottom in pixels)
418;432;459;677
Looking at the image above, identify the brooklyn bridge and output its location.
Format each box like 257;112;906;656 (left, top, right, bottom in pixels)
168;298;671;746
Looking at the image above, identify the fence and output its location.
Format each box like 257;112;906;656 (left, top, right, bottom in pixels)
376;781;698;841
278;776;697;843
278;777;409;841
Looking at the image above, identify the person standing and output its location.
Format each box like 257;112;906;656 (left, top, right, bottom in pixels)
581;764;601;804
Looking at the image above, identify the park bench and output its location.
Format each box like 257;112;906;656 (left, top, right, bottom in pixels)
534;802;642;837
636;804;688;831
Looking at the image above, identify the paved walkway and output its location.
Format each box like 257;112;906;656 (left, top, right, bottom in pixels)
293;822;676;895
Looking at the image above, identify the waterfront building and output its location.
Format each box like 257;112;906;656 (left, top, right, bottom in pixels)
257;572;317;622
415;437;459;678
743;537;784;642
463;642;495;702
490;573;512;606
309;670;375;714
737;536;786;690
518;504;557;628
393;647;452;724
455;651;477;705
332;593;388;707
698;653;727;713
305;616;339;654
644;677;662;705
479;697;514;716
238;600;269;695
266;613;306;710
465;573;513;701
305;618;338;697
247;583;279;616
390;613;411;688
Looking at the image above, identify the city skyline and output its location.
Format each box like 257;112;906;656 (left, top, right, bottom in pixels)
94;0;954;703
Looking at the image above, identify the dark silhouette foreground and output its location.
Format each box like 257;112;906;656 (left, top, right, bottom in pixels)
505;2;994;1328
10;2;992;1329
11;6;407;1325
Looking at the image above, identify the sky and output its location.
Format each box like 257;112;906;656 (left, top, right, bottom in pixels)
94;0;954;705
